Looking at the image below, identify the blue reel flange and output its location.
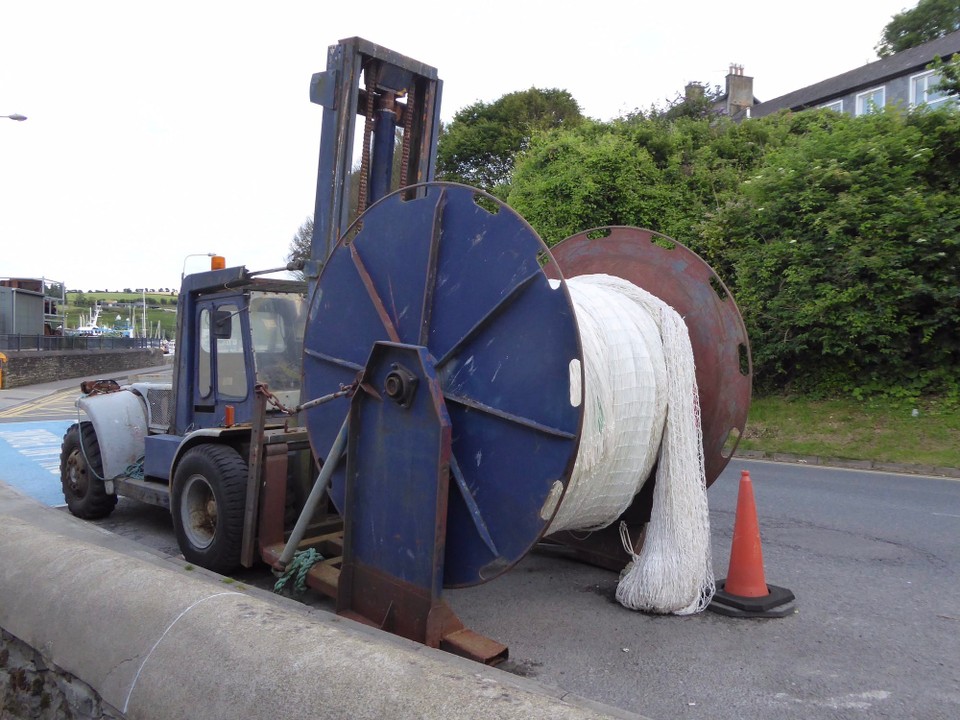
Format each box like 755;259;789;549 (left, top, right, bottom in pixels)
303;182;584;590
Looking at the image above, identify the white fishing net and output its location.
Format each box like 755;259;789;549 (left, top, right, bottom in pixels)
547;275;667;533
547;273;715;615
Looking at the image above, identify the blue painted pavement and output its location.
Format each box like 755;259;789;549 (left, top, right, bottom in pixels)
0;420;73;506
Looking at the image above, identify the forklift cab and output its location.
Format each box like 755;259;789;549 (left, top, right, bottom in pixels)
180;273;307;433
138;270;308;484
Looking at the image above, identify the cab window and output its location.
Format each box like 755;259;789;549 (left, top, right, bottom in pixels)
215;304;247;400
198;308;212;398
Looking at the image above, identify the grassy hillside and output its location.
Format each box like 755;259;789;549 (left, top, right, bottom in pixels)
64;291;178;339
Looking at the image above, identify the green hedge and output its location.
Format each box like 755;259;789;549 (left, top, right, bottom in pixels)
507;108;960;399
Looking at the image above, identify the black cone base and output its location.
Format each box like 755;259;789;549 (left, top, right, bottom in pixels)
707;579;796;618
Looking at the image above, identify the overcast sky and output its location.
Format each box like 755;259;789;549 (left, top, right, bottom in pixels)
1;0;913;292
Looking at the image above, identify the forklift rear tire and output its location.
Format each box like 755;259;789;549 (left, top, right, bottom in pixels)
60;422;118;519
171;444;247;574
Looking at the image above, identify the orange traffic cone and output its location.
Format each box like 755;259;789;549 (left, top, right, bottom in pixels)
708;470;796;618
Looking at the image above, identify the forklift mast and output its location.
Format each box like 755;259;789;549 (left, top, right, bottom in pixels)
166;38;442;446
307;37;443;279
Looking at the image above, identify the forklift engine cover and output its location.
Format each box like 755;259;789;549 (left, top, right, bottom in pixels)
78;390;148;480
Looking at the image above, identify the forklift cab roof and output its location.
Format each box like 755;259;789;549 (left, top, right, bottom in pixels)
181;265;307;298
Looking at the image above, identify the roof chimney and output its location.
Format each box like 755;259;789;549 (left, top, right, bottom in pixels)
725;63;754;117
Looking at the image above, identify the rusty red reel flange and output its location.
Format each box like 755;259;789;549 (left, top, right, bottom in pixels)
547;226;752;493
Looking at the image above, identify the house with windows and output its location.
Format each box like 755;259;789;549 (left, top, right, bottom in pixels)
751;29;960;118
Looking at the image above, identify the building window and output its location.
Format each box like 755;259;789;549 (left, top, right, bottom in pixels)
820;99;843;112
911;70;953;109
856;87;885;115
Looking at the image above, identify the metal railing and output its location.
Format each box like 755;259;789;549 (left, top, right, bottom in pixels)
0;334;166;352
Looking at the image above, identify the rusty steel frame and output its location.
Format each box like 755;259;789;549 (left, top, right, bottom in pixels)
240;390;269;567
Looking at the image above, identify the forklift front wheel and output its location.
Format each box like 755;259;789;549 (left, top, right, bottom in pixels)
60;422;118;519
171;444;247;574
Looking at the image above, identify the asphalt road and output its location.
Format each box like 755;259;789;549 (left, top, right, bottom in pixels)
0;386;81;422
451;461;960;719
1;394;957;719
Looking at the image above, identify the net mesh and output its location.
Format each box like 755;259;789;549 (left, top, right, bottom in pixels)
548;274;715;615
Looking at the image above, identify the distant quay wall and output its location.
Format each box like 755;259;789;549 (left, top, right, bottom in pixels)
0;349;168;389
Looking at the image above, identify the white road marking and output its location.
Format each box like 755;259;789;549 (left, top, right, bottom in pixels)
0;427;64;476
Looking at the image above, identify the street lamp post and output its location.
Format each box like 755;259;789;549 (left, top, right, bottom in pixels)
2;114;27;122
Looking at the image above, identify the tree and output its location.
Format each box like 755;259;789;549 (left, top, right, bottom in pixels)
507;112;777;248
876;0;960;57
287;216;313;280
620;83;725;122
507;121;677;244
662;84;725;121
436;88;584;198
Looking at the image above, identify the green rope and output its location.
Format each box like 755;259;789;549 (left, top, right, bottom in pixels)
123;457;145;480
273;548;324;595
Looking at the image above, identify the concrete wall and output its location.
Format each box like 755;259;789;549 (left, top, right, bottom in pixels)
0;349;167;389
0;482;635;720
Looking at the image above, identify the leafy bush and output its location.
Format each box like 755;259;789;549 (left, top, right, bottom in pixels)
711;109;960;395
507;106;960;398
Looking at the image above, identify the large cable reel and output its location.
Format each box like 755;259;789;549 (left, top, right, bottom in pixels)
303;182;752;590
